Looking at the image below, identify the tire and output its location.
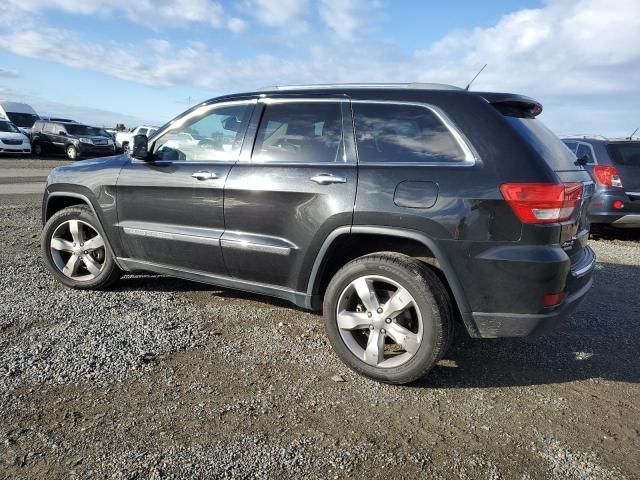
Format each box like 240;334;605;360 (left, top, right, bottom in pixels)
66;145;79;160
32;142;43;157
323;252;453;384
41;205;122;289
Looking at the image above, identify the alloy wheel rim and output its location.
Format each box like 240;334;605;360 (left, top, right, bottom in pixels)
50;219;106;281
67;147;76;159
336;275;423;369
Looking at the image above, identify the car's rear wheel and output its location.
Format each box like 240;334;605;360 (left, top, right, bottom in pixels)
66;145;79;160
323;253;453;384
41;205;122;289
32;142;43;157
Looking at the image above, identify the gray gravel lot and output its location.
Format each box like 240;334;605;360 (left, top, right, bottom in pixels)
0;159;639;479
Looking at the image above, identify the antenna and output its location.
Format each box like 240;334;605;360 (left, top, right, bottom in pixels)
629;127;639;140
465;64;487;91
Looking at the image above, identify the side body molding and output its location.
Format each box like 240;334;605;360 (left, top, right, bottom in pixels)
305;225;479;337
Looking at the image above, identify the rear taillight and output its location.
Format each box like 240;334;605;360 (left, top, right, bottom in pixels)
500;182;583;224
593;165;623;188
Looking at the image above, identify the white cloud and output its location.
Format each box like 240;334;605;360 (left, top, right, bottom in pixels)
245;0;307;27
4;0;238;31
318;0;376;40
0;68;19;78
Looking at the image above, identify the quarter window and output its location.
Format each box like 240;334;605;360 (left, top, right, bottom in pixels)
153;103;251;161
353;103;465;163
252;102;343;163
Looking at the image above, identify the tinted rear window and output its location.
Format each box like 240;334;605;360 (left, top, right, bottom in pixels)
607;142;640;167
353;103;465;163
505;117;579;171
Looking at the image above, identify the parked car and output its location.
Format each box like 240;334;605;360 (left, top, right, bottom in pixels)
0;102;39;137
562;135;640;228
38;116;78;123
31;120;116;160
115;125;158;151
41;83;596;384
0;119;31;155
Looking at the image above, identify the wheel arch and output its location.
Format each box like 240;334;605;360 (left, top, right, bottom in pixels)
43;191;123;270
306;225;479;336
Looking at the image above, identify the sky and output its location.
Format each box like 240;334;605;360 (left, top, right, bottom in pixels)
0;0;638;136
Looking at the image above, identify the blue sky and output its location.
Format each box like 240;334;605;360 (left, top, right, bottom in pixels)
1;0;638;136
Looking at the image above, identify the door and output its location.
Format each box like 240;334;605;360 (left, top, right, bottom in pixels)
44;122;64;152
222;98;357;292
116;99;256;274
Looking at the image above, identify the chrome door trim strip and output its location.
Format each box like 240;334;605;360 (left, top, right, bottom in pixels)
123;227;220;246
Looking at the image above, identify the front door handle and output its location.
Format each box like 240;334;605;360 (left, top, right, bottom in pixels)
309;173;347;185
192;170;219;180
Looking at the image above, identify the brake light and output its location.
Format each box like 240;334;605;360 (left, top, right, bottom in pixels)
593;165;623;188
500;182;583;224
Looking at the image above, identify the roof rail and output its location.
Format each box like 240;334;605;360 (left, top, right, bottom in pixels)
560;134;608;140
257;82;463;92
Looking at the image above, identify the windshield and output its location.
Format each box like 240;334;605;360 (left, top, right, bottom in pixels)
6;112;38;128
0;121;20;133
505;117;580;171
607;142;640;167
66;124;108;136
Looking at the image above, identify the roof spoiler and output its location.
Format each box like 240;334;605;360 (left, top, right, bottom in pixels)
478;93;543;118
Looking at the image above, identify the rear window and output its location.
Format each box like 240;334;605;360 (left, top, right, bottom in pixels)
505;117;579;171
353;103;466;163
607;142;640;167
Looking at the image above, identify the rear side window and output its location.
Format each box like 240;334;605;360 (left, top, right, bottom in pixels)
352;103;465;163
44;123;58;134
505;117;579;171
138;128;148;136
252;102;343;163
607;142;640;167
576;143;595;164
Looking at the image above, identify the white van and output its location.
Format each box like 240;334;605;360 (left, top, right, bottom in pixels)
0;102;39;136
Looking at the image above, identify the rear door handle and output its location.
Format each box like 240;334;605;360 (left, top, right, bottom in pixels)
309;173;347;185
192;170;219;180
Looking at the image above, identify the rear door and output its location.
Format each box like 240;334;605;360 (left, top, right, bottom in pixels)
116;99;255;274
222;97;357;293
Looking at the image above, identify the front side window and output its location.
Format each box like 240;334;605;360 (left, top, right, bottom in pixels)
0;121;20;133
138;128;148;136
252;102;343;163
353;103;465;163
153;103;251;161
44;123;59;134
576;143;595;163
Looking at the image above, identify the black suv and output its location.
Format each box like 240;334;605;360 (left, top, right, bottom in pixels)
41;84;596;384
562;136;640;228
31;120;116;160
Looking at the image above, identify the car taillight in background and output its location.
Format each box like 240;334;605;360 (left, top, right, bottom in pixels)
592;165;623;188
500;182;583;224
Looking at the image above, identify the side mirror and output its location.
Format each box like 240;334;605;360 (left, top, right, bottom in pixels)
58;131;66;136
131;134;150;160
222;116;241;132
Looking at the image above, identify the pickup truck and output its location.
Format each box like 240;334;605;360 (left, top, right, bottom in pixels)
115;125;158;151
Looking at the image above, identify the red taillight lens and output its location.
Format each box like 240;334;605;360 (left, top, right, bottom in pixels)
500;182;583;224
593;165;623;188
543;292;565;308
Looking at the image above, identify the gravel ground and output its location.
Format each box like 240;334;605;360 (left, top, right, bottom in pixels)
0;160;639;479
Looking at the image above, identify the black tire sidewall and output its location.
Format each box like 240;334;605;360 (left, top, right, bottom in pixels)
41;206;118;289
323;254;449;384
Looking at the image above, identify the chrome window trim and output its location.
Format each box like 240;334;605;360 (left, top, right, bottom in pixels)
351;99;477;166
259;97;349;104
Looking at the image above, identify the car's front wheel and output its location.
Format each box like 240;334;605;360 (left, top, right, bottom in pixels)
66;145;79;160
41;205;122;289
323;253;453;384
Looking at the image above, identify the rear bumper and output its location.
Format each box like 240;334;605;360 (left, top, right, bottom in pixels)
469;245;596;338
589;190;640;227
